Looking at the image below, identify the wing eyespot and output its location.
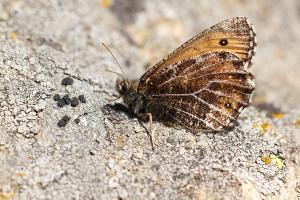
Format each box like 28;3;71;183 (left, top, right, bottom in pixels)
232;61;243;69
225;102;232;109
219;39;228;46
219;52;227;60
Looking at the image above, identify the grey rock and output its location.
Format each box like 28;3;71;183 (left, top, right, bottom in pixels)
0;0;299;199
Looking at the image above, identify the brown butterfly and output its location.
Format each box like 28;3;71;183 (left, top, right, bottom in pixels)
113;17;256;148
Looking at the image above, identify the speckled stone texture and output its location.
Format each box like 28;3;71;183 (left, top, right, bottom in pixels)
0;0;299;199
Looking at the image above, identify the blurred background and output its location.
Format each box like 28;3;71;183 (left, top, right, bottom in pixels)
104;0;300;114
1;0;299;112
103;0;300;113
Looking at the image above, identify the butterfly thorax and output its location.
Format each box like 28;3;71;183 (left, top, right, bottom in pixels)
116;79;147;115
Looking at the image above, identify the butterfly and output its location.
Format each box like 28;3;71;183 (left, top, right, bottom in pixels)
113;17;256;148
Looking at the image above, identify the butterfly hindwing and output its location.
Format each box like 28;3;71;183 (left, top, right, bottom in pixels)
143;52;254;131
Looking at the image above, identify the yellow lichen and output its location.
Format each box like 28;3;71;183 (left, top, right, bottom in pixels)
115;135;125;148
100;0;111;8
0;191;14;200
261;156;271;165
271;113;285;119
260;122;270;134
10;31;17;41
16;172;25;177
261;154;285;170
270;154;285;170
294;119;300;127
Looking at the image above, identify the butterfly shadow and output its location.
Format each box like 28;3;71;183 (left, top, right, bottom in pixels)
103;103;158;150
102;103;136;119
197;120;240;138
103;103;242;151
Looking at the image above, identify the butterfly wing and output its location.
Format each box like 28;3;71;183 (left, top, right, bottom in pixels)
141;52;254;131
138;17;256;91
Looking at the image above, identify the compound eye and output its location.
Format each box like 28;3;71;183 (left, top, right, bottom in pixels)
122;84;127;91
121;82;129;92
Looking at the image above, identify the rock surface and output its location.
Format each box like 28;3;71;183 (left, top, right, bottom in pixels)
0;0;299;199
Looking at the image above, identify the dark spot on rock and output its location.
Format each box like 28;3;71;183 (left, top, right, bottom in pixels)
193;146;206;160
151;164;160;171
137;160;143;165
57;98;66;107
61;77;74;86
219;38;228;46
74;118;80;124
63;94;71;105
89;150;95;155
58;115;70;127
78;95;86;103
53;94;61;101
172;172;189;181
166;136;175;144
57;119;67;127
71;97;79;107
62;115;71;122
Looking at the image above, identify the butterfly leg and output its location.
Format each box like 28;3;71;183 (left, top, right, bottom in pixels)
147;112;155;150
138;112;155;150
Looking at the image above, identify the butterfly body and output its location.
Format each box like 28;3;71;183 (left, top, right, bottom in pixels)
116;17;256;133
117;79;147;116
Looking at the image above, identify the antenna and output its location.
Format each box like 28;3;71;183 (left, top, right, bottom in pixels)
101;42;125;78
104;69;124;79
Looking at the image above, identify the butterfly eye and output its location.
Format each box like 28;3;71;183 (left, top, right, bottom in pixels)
116;80;129;94
219;39;228;46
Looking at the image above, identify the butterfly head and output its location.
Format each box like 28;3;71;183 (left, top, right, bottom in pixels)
116;79;137;95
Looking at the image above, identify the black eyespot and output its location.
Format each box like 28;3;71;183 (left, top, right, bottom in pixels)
238;74;245;81
219;52;227;60
219;39;228;46
233;61;242;69
225;102;232;109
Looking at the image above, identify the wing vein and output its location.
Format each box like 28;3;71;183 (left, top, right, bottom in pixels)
185;72;247;82
158;60;228;87
209;80;254;89
151;92;235;120
157;102;216;130
204;88;249;105
191;94;235;120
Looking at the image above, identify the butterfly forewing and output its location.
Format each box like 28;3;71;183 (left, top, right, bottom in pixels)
138;17;256;91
